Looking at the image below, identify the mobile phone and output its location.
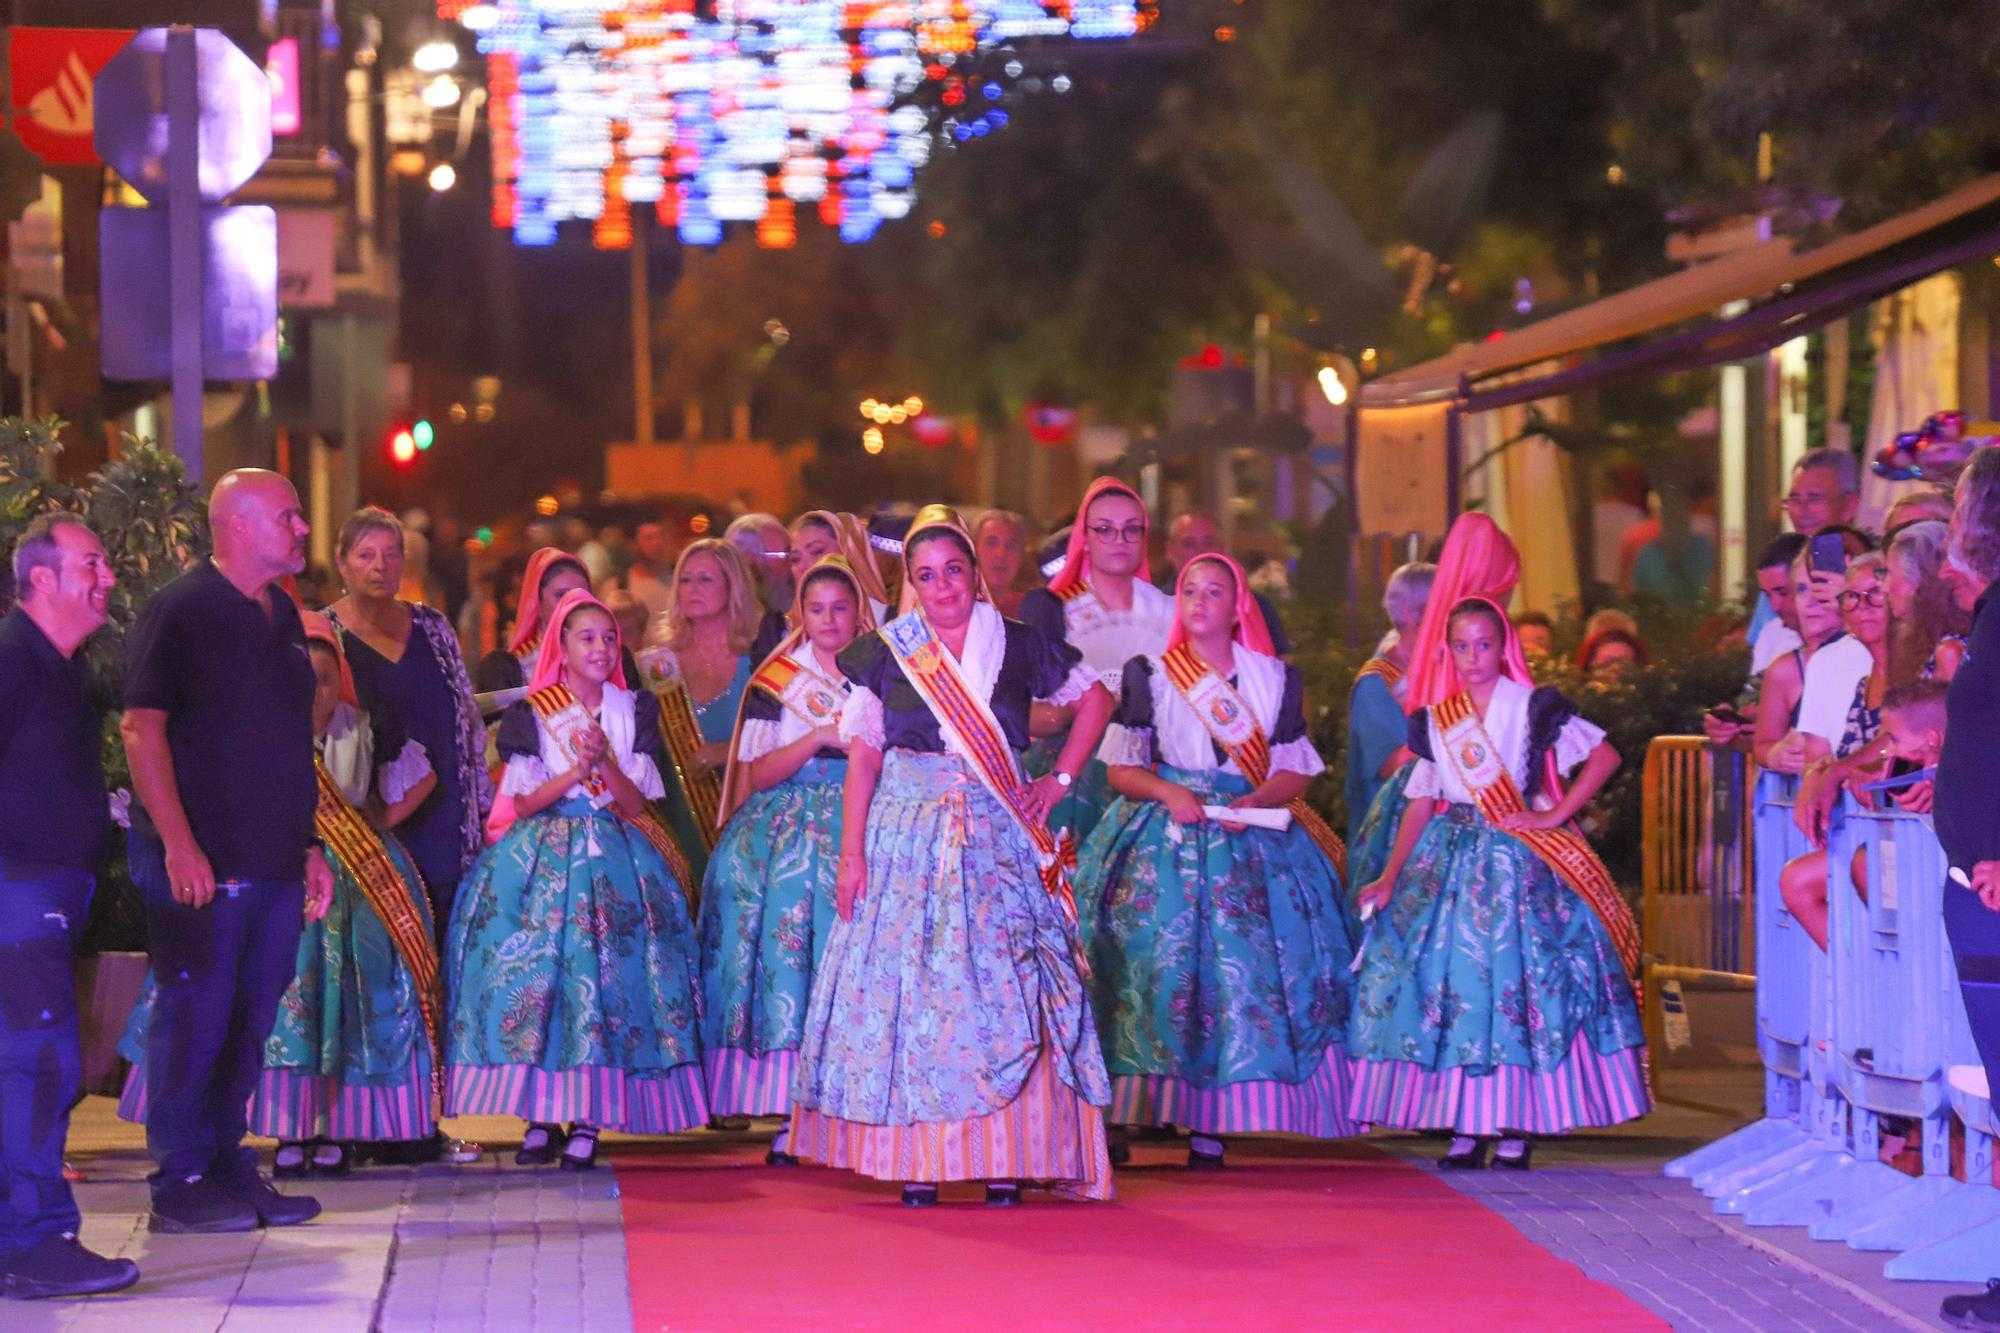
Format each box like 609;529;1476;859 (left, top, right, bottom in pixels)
1809;531;1848;577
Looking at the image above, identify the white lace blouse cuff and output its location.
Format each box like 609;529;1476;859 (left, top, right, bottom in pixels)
1269;735;1326;779
1553;715;1607;774
1042;662;1098;709
839;685;886;750
737;717;784;764
619;752;667;801
499;753;550;798
1403;757;1441;800
1099;723;1152;768
379;740;434;805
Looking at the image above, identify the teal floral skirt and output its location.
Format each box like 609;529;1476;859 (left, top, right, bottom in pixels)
1346;803;1650;1134
1347;761;1415;907
118;836;437;1142
1026;738;1116;847
790;750;1112;1196
1075;765;1359;1137
697;757;845;1116
444;795;708;1132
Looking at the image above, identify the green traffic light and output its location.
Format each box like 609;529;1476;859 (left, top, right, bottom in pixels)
413;419;435;450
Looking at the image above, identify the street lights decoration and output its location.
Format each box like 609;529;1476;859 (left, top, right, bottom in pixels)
433;0;1153;250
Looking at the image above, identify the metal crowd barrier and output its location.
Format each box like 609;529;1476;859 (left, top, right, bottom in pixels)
1663;785;2000;1281
1639;738;1756;1114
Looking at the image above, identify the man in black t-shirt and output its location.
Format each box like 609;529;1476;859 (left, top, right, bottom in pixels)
121;470;333;1236
0;514;138;1299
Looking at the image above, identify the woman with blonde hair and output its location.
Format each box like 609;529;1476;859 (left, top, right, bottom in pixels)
636;538;762;879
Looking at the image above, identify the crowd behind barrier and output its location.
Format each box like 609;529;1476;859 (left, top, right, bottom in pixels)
1660;763;2000;1282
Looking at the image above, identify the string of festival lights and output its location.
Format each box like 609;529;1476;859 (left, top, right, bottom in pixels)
434;0;1155;250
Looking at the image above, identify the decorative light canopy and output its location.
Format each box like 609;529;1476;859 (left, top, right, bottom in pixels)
434;0;1154;249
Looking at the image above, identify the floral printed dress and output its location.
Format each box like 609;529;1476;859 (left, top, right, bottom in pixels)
1075;649;1358;1137
443;684;708;1132
1346;676;1649;1135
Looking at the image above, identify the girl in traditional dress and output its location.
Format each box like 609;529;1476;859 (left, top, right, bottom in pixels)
1349;598;1647;1169
699;558;873;1162
447;590;707;1170
1078;555;1359;1169
1348;517;1525;896
634;538;761;882
791;505;1117;1205
119;614;443;1176
1019;478;1174;844
475;547;591;693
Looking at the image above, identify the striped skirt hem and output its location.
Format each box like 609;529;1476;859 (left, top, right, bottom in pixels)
445;1062;711;1133
118;1057;438;1144
790;1050;1113;1200
1108;1045;1359;1138
701;1047;798;1118
249;1058;436;1142
1347;1040;1651;1135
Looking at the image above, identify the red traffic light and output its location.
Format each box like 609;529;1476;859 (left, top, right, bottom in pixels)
389;427;417;465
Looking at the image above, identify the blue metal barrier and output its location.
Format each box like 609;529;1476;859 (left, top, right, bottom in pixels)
1667;782;2000;1281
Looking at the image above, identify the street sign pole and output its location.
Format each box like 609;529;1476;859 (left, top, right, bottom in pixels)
166;27;203;480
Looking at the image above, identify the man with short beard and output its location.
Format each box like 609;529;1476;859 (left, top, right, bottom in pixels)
0;515;136;1299
121;470;334;1235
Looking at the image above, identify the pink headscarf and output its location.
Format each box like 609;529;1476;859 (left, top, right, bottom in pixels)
300;610;357;707
1045;477;1152;598
1165;553;1276;657
1402;513;1530;711
507;547;589;656
527;588;628;692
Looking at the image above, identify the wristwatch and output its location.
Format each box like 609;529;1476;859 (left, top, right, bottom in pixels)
1053;770;1074;789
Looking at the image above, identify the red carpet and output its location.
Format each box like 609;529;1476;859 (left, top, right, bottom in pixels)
615;1137;1662;1331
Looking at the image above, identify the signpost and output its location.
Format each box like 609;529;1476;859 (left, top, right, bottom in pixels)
94;27;276;481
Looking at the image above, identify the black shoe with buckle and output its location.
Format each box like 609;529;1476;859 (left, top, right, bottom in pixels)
0;1234;139;1300
216;1170;321;1227
559;1125;600;1171
515;1122;562;1167
900;1183;939;1208
149;1175;259;1234
1439;1136;1490;1170
1187;1134;1226;1170
1943;1280;2000;1331
985;1181;1021;1207
1492;1136;1535;1171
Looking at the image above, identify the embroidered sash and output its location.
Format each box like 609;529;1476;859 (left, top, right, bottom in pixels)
1430;691;1641;998
526;684;698;896
313;757;443;1106
880;611;1080;923
749;653;849;731
1160;644;1348;878
654;681;724;850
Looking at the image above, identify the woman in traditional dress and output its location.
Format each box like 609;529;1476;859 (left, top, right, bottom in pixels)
699;558;874;1162
1077;554;1358;1169
1347;516;1525;895
326;507;491;941
446;590;707;1170
119;614;443;1176
791;505;1117;1205
789;512;892;626
1344;561;1435;867
1349;598;1647;1170
1018;478;1174;844
633;538;762;882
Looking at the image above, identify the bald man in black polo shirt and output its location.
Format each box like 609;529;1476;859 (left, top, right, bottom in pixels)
121;470;333;1235
0;514;136;1299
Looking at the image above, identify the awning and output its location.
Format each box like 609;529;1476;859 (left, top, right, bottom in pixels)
1363;173;2000;410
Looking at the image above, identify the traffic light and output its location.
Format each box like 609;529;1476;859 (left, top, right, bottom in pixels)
389;424;417;466
412;418;435;451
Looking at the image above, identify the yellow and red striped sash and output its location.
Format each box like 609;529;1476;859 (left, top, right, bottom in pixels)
313;757;443;1105
654;682;723;852
1430;691;1640;993
880;612;1079;922
525;684;698;900
1353;656;1404;691
1160;644;1348;879
749;653;847;729
1053;580;1089;604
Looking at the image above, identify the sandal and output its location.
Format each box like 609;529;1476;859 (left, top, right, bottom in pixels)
560;1124;601;1171
515;1122;562;1167
447;1138;485;1165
